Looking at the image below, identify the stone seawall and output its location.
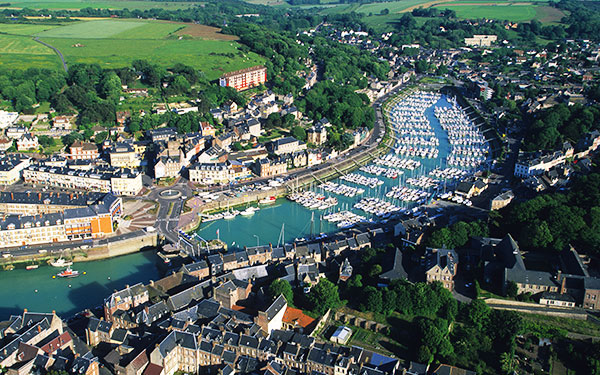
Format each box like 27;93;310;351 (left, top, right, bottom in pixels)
73;233;158;262
0;232;158;268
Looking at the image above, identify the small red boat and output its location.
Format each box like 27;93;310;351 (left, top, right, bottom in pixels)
57;266;80;278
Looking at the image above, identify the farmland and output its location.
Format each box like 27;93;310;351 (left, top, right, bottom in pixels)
0;19;265;80
0;0;202;10
432;2;544;22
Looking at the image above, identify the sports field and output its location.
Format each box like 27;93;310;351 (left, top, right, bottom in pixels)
0;0;202;10
0;19;265;80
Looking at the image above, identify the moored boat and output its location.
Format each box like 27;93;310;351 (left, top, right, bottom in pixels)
57;266;79;278
259;196;276;205
49;257;73;268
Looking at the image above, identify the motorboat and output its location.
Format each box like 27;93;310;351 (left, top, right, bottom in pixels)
57;266;80;278
259;196;277;205
49;257;73;267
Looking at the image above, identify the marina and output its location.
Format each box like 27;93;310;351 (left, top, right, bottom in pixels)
196;90;491;249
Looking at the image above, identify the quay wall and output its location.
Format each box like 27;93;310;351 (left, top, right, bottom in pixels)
0;232;158;268
180;139;392;232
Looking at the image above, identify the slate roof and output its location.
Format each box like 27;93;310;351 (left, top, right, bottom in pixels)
264;295;287;321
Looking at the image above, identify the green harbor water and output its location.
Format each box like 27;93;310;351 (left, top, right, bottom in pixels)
0;251;160;320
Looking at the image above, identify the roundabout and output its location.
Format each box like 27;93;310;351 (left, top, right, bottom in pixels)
159;189;182;200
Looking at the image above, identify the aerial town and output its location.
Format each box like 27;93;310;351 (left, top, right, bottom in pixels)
0;0;599;374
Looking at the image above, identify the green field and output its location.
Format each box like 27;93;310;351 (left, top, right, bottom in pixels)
0;19;265;79
433;3;539;22
0;34;54;54
0;23;62;35
317;0;561;24
0;0;202;10
110;22;183;39
35;20;149;38
43;37;264;79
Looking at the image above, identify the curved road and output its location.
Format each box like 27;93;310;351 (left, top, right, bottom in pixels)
34;37;68;72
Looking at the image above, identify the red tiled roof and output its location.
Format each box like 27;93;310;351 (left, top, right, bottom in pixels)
282;307;316;329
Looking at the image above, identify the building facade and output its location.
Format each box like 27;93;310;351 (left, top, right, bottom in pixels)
219;66;267;92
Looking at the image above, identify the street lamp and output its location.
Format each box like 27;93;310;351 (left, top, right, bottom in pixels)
253;234;259;247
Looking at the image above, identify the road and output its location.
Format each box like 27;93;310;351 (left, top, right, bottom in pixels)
33;37;68;72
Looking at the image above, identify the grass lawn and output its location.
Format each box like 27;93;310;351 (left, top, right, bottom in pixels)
0;0;202;10
35;19;149;38
38;37;264;80
35;102;51;114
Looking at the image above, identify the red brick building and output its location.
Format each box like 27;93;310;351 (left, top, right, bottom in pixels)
220;66;267;91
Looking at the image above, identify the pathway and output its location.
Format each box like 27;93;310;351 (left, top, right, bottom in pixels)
33;37;68;72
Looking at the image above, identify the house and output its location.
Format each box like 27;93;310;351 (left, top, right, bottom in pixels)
109;143;141;169
425;248;458;291
256;295;287;334
455;178;487;198
148;128;176;143
0;110;18;129
330;326;352;345
281;307;316;334
431;364;476;375
16;133;38;151
180;261;210;280
52;115;73;130
150;330;198;375
255;157;287;178
104;283;149;322
267;137;306;156
116;111;131;126
154;156;181;179
213;279;251;309
69;141;99;160
539;291;576;308
490;190;514;210
0;138;12;151
86;317;114;346
200;122;216;138
0;155;30;185
307;125;327;145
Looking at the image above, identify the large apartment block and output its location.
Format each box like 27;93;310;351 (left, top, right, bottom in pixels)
220;66;267;91
0;193;121;248
23;165;143;196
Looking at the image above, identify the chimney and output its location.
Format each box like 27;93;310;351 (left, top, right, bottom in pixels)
52;310;56;315
560;276;567;294
38;192;41;200
556;270;562;282
23;308;27;313
37;325;41;333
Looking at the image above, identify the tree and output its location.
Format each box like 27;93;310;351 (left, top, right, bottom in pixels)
308;278;342;315
292;126;307;141
506;281;518;299
268;279;294;306
368;264;382;278
360;286;382;313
